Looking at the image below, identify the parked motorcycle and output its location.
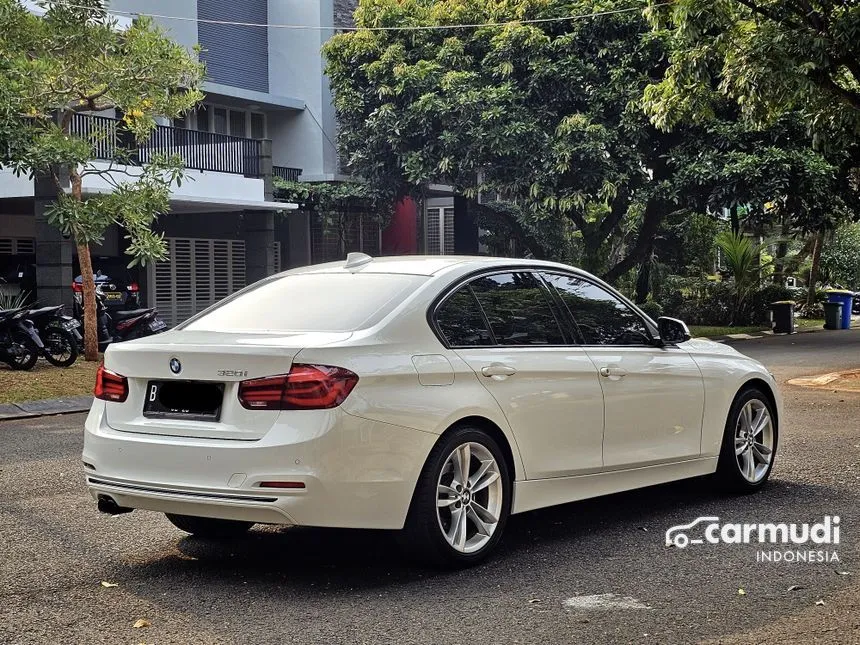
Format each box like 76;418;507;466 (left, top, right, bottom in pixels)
25;305;82;367
75;286;167;351
0;308;46;371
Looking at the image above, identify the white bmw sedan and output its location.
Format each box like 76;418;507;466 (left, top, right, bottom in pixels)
83;254;780;566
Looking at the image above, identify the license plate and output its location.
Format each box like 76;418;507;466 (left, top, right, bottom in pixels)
143;380;224;421
61;319;81;330
148;319;167;332
104;292;123;301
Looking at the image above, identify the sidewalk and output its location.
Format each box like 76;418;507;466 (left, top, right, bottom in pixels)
0;395;92;421
702;320;859;343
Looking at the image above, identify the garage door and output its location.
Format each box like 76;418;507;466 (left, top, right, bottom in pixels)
151;238;246;327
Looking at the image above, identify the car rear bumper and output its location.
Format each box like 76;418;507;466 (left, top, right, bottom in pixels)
82;400;437;530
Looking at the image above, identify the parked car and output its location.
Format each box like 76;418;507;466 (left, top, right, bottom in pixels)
83;255;781;566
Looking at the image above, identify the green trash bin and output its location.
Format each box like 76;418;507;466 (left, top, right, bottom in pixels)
823;301;843;330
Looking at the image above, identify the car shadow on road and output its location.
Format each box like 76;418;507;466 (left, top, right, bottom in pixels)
123;474;843;593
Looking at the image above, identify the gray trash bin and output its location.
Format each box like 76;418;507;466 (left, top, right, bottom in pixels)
823;301;843;330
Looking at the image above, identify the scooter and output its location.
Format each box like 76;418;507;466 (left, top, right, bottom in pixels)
25;304;82;367
0;308;46;371
75;287;167;351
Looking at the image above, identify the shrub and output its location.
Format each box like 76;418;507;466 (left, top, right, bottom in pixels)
638;300;663;321
751;284;795;324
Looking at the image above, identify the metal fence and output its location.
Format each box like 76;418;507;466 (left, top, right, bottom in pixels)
70;114;264;177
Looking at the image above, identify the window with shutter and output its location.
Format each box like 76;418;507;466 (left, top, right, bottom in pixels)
152;237;247;327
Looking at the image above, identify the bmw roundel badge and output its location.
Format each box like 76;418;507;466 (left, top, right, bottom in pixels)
169;357;182;374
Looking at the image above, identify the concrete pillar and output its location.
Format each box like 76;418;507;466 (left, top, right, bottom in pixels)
260;139;273;201
287;212;312;268
34;171;74;308
243;210;275;285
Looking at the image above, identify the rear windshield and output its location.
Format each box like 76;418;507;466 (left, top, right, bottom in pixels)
181;273;428;333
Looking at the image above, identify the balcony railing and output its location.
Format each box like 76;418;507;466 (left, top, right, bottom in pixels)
70;113;263;177
272;166;302;183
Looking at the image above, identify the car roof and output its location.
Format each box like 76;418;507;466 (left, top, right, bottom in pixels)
283;255;587;278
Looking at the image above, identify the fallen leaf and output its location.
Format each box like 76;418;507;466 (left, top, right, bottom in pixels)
815;600;825;606
836;571;851;576
737;588;746;596
528;598;542;604
638;527;648;532
100;581;119;588
133;619;151;629
787;585;803;592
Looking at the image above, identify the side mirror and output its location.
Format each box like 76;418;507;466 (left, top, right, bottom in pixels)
657;316;691;345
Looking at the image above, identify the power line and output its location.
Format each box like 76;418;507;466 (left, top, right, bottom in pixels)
39;1;669;32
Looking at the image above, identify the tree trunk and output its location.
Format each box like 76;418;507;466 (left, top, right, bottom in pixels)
772;240;789;285
634;254;652;304
806;231;824;306
70;169;99;361
602;199;663;284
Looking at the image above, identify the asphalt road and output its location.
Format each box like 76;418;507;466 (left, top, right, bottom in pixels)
1;330;859;644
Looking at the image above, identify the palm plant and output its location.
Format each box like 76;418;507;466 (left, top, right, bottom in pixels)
716;231;769;324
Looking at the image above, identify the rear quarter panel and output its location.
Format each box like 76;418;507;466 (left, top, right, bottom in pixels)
294;293;527;481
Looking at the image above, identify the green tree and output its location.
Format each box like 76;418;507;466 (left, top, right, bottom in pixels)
0;0;203;359
643;0;860;147
325;0;855;292
820;223;860;290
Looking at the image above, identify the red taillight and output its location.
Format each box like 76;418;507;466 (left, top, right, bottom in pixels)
127;282;139;292
94;365;129;403
238;364;358;410
72;281;83;293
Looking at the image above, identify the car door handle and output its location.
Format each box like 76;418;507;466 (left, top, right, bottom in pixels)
481;363;517;377
599;367;627;378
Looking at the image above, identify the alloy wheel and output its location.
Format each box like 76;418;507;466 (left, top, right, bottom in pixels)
436;442;503;554
734;398;774;483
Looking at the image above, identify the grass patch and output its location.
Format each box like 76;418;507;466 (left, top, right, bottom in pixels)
795;318;826;329
688;325;770;338
0;359;99;405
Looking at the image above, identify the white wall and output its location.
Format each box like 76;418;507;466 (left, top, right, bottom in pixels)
267;0;339;178
81;162;264;203
108;0;198;52
0;169;34;198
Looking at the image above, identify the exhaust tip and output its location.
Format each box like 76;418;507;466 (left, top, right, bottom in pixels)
97;495;133;515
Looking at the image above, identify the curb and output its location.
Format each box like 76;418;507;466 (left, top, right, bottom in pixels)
0;395;92;422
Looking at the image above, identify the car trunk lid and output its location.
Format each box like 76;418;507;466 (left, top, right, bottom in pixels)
103;329;352;440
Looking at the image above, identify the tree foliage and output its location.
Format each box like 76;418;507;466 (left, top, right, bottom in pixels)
0;0;203;358
643;0;860;147
820;222;860;289
325;0;855;285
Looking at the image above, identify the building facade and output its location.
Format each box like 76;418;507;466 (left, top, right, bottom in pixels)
0;0;464;326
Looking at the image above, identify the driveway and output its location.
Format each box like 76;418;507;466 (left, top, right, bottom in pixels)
1;331;858;644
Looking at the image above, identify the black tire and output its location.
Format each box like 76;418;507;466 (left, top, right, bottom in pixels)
43;328;79;367
165;514;254;538
715;387;778;493
400;426;512;568
7;331;38;371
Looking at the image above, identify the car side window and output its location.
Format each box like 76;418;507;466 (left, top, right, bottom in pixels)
469;272;566;345
542;273;652;346
435;287;493;346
